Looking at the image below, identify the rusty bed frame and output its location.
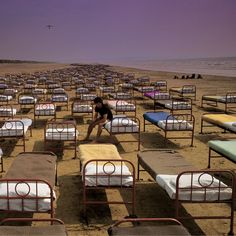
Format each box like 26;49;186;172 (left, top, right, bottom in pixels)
201;91;236;113
143;112;195;146
71;100;93;120
0;151;57;219
137;149;235;235
44;118;78;158
169;85;196;101
104;115;141;151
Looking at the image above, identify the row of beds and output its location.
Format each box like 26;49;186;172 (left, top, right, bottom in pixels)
0;143;235;235
0;82;236;234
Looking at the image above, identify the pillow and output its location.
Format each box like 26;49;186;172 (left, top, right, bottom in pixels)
158;120;193;130
109;118;137;127
170;173;227;189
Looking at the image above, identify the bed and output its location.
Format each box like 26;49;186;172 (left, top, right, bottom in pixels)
133;86;155;98
107;100;136;116
155;98;193;116
143;92;171;110
18;94;37;110
0;118;32;152
201;92;236;113
99;86;116;97
79;144;135;217
75;87;89;97
72;100;93;119
0;105;17;119
207;140;236;168
169;85;196;100
32;88;47;100
143;111;195;146
0;218;67;236
151;80;168;91
104;115;141;150
0;95;13;104
137;149;235;235
4;88;18;99
44;119;79;158
200;113;236;134
34;102;56;127
108;92;133;100
80;93;97;101
108;218;190;236
51;93;69;110
0;151;57;218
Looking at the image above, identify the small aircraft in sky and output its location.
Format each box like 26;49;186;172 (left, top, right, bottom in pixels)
46;24;54;30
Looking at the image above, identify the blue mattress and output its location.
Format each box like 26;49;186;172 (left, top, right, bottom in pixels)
143;111;173;124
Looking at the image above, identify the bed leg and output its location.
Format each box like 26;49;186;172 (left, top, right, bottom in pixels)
208;148;211;168
200;118;203;134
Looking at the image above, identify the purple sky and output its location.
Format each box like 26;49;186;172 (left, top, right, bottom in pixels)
0;0;236;63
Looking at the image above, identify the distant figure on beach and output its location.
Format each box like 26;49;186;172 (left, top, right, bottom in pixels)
84;97;113;143
174;75;179;79
197;74;203;79
181;75;185;79
190;73;195;79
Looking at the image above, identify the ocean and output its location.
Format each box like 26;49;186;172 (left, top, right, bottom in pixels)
109;57;236;77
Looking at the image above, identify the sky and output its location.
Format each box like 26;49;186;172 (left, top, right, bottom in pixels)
0;0;236;63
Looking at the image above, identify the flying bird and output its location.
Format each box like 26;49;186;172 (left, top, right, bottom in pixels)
46;24;54;30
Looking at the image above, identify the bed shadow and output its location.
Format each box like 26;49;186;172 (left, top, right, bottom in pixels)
194;134;228;144
120;182;206;235
0;139;18;157
56;174;113;225
141;132;180;150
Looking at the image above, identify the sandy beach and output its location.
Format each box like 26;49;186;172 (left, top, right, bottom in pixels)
0;62;236;236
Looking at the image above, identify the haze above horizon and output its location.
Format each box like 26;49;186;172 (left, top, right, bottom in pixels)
1;0;236;64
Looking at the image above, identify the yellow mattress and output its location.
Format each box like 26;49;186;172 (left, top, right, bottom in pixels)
202;114;236;125
79;144;121;164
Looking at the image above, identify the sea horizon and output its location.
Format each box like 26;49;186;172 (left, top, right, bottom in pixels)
104;56;236;77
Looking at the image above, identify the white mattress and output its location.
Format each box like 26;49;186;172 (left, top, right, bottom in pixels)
156;173;232;201
0;108;17;117
154;92;170;100
19;96;37;104
108;100;136;111
81;94;97;101
104;117;139;133
223;122;236;132
76;88;89;94
158;120;193;131
119;83;133;88
73;104;93;113
53;88;65;94
45;127;78;140
0;118;32;136
0;181;56;212
51;95;68;102
137;86;155;92
32;88;47;95
110;93;132;100
165;102;191;110
48;84;60;89
182;88;195;93
99;86;115;92
83;163;133;186
220;95;236;103
35;104;55;116
0;95;12;101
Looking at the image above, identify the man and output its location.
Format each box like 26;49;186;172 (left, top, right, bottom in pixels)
84;97;113;142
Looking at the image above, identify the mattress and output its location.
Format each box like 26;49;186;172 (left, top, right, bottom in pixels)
0;118;32;136
35;104;55;116
165;101;191;110
53;88;65;94
104;117;139;133
81;94;97;101
51;95;68;102
32;88;47;95
156;173;232;201
109;92;132;100
108;100;136;111
99;86;115;92
158;120;193;131
202;114;236;130
1;152;57;211
0;107;17;116
72;104;93;113
0;95;12;101
136;86;155;92
202;95;224;102
208;140;236;162
143;111;172;124
144;91;160;99
45;127;78;140
79;144;133;186
19;96;37;104
76;88;89;94
119;83;133;88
